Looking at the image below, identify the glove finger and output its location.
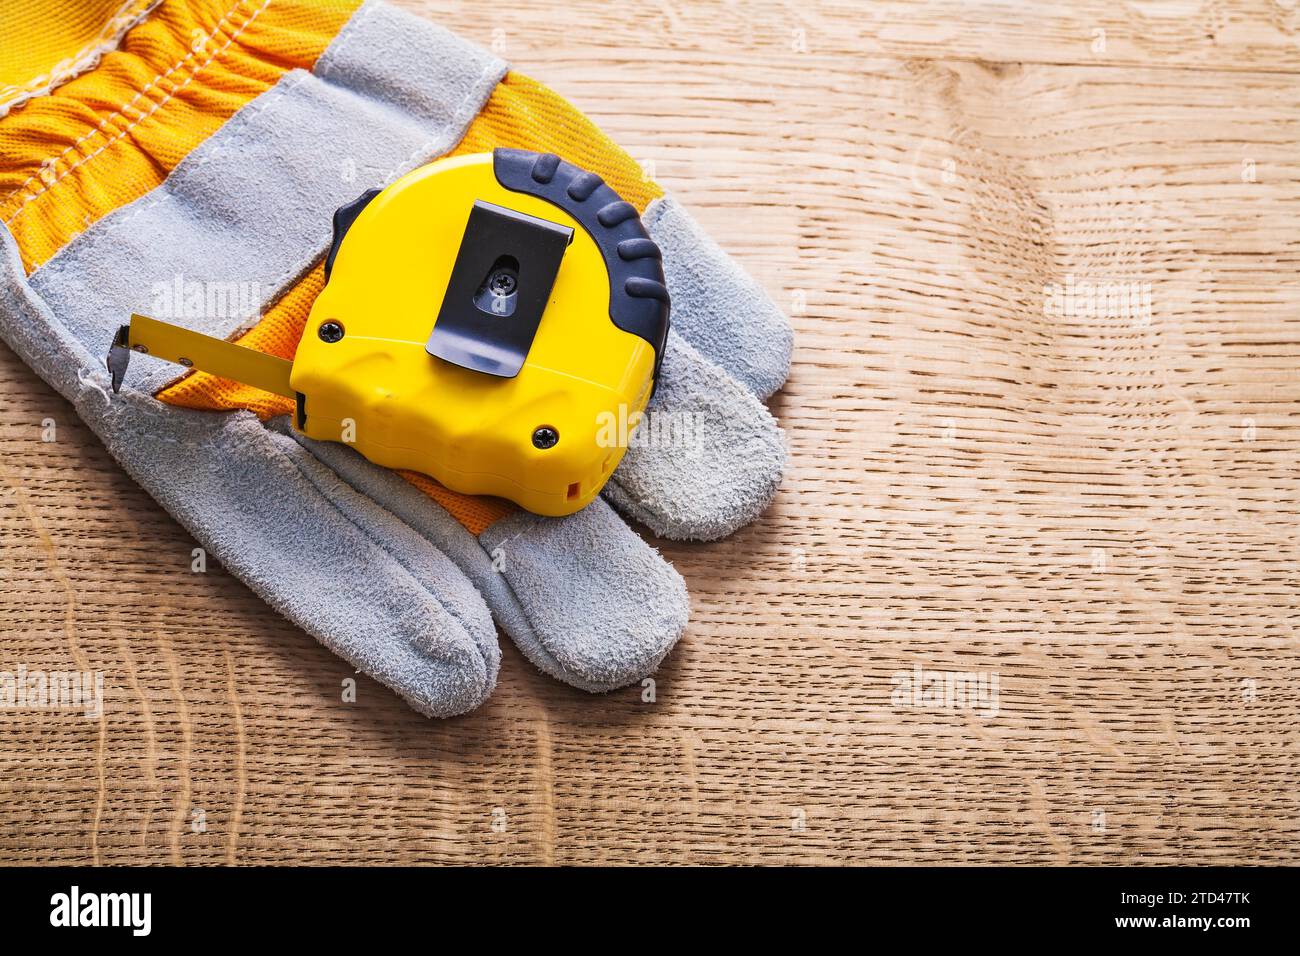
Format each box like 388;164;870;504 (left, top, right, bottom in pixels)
288;431;690;693
644;196;794;401
94;395;501;718
603;329;785;542
476;501;688;690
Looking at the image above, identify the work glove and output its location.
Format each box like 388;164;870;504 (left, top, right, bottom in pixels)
0;0;791;716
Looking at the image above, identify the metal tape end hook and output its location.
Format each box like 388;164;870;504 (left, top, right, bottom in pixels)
107;324;132;394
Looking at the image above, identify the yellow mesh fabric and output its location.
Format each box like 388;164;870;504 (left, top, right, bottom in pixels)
0;4;661;536
398;471;515;536
0;0;158;109
453;72;663;213
0;0;359;271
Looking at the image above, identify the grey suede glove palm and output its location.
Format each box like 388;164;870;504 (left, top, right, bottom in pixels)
0;1;790;717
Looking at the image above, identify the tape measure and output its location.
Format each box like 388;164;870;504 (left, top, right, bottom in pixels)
109;149;671;516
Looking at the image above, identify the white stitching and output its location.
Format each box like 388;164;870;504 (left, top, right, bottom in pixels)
1;0;272;225
60;69;313;246
32;65;311;282
0;0;165;119
0;0;253;212
0;0;251;211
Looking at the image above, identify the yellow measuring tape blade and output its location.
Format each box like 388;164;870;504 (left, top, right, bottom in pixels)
127;313;295;399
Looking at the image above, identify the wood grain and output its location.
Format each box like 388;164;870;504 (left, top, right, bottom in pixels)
1;0;1297;865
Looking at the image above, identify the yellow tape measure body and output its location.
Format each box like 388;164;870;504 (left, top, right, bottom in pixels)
296;152;661;515
111;150;671;517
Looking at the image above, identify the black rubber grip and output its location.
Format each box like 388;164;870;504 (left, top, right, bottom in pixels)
492;148;670;375
325;187;380;282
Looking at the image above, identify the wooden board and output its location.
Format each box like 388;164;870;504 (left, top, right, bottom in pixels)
0;0;1297;865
